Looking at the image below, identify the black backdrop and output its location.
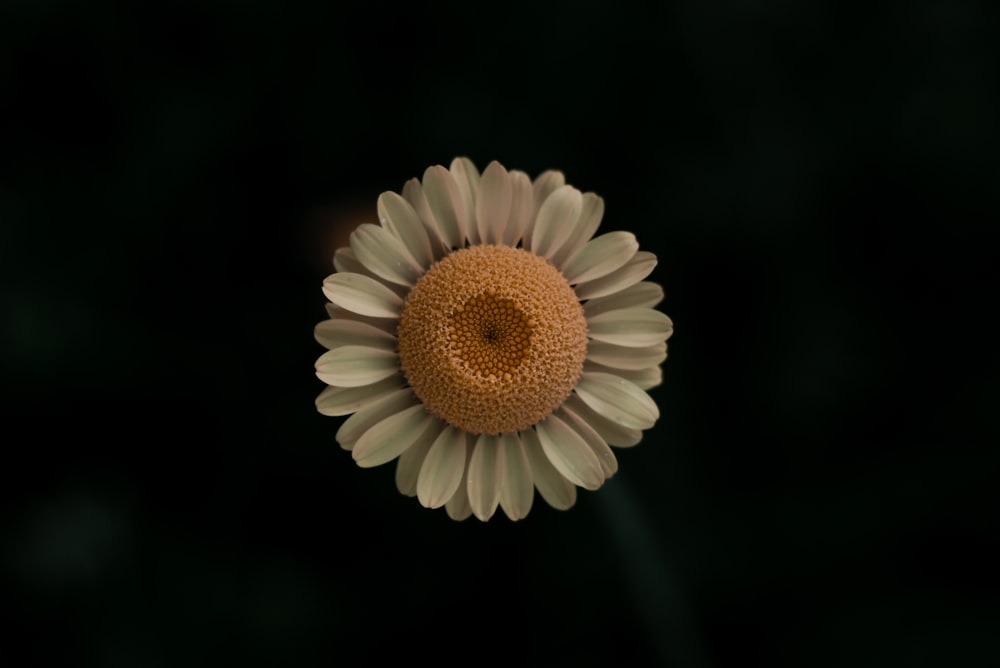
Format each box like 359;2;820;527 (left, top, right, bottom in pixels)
2;1;997;666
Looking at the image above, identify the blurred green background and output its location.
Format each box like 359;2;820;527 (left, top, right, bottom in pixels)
2;0;997;666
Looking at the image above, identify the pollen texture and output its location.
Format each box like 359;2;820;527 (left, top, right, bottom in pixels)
398;245;588;434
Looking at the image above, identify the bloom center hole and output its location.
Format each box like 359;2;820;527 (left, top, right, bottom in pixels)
449;291;533;381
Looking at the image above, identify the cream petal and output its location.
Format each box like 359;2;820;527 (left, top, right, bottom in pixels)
315;345;399;387
627;366;664;391
529;191;603;270
587;307;674;347
446;491;472;520
323;272;404;318
395;422;441;497
402;177;450;260
313;318;397;350
450;157;480;246
475;161;512;246
528;185;583;260
574;251;657;301
324;305;399;334
416;426;468;509
536;414;604;491
574;372;659;430
350;223;421;287
562;231;638;284
352;405;435;468
499;434;534;521
315;376;404;416
521;428;576;510
550;192;604;270
531;169;566;216
557;405;618;478
331;248;408;298
583;360;663;390
563;394;642;448
467;434;503;521
502;170;534;247
378;191;434;270
336;389;417;449
524;169;565;249
585;339;667;371
333;247;364;275
583;281;664;318
421;165;467;249
445;446;474;521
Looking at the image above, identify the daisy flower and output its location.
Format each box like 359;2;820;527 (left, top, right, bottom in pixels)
314;158;673;521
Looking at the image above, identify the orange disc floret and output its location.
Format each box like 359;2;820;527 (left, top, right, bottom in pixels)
397;245;588;435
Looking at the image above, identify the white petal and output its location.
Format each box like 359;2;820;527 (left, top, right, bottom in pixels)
584;360;663;390
324;305;399;334
633;365;664;390
574;372;659;430
499;434;534;521
528;184;583;260
586;339;667;371
332;248;408;298
584;281;664;318
475;161;512;246
416;426;468;509
450;157;480;245
395;422;442;497
402;177;449;260
333;247;365;275
467;434;503;521
315;345;399;387
446;491;472;520
563;394;642;448
336;389;417;449
550;192;604;270
531;169;565;217
557;405;618;478
575;251;657;301
587;307;674;347
314;319;396;350
562;231;638;285
350;223;421;287
323;273;404;318
528;190;601;269
502;170;534;247
352;404;435;468
536;414;604;491
421;165;467;249
524;169;565;249
315;376;404;416
445;444;474;521
377;191;434;270
521;428;576;510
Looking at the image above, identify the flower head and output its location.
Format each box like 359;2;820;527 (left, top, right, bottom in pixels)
315;158;673;521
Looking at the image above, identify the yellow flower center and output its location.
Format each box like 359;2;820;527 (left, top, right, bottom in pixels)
398;244;588;435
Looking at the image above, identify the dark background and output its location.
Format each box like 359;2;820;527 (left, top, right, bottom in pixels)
2;0;997;666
